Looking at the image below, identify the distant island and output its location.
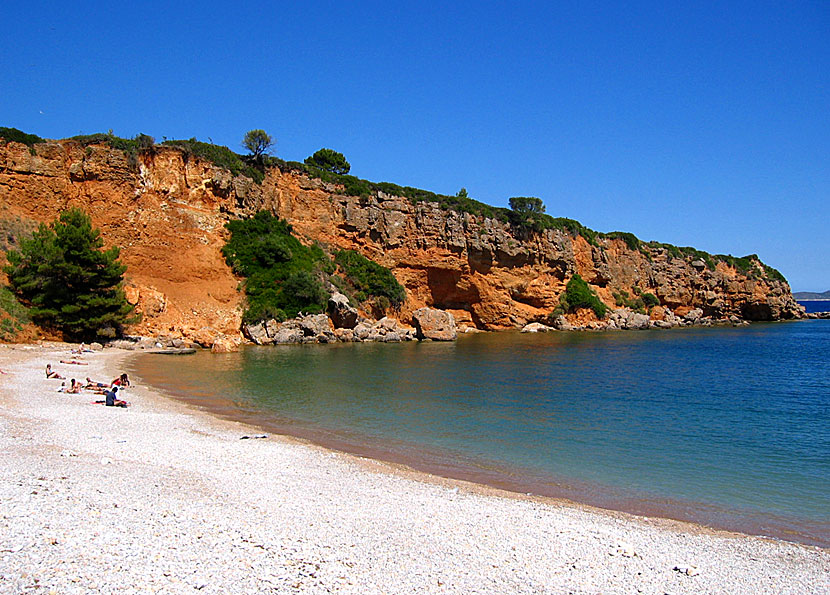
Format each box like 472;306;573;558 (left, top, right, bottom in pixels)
793;290;830;300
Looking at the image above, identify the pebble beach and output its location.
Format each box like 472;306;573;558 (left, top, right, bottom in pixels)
0;345;827;594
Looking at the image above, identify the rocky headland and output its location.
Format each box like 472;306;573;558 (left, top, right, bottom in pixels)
0;137;805;347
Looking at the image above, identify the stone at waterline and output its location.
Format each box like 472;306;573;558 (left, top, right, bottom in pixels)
412;307;457;341
211;334;241;353
297;313;336;343
327;292;358;329
243;321;273;345
683;308;704;323
551;315;574;331
626;312;651;330
521;322;554;333
299;313;334;337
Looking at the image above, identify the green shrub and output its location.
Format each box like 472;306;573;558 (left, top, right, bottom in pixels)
561;273;607;319
641;292;660;308
334;249;406;308
605;231;640;251
0;284;31;340
223;211;330;322
762;264;786;283
509;196;545;215
374;295;391;311
611;289;646;313
0;127;45;148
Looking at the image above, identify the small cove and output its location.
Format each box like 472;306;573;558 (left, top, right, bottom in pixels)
129;321;830;547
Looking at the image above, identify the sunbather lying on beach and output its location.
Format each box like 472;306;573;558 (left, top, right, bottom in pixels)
45;364;65;379
60;359;88;366
84;377;109;393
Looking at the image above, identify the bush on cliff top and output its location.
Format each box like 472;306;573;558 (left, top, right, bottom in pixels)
163;138;264;183
0;127;45;148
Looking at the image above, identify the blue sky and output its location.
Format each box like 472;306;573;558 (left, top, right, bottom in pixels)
3;1;827;291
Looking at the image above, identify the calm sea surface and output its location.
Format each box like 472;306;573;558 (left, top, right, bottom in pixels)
799;300;830;313
130;321;830;547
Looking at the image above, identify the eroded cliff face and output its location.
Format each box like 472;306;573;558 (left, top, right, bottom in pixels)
0;140;803;341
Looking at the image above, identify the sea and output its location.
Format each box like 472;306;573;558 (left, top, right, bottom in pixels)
799;300;830;314
130;320;830;547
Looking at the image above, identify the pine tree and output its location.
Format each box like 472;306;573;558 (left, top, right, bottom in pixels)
4;208;136;340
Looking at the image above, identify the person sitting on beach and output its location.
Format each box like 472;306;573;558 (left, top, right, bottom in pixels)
59;379;82;394
45;364;65;379
104;386;127;408
111;373;130;387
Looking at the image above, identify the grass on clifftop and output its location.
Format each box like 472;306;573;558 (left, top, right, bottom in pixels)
1;126;789;285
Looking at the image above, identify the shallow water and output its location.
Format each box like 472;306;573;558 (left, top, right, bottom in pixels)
130;321;830;547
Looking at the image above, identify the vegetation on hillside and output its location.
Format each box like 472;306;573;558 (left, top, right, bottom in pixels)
0;127;45;151
222;211;406;324
554;273;607;319
162;138;264;182
0;126;789;285
222;212;329;323
333;250;406;309
242;129;274;160
3;208;136;340
612;286;660;314
0;285;31;342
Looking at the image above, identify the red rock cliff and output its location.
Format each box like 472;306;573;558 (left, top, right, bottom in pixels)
0;140;803;340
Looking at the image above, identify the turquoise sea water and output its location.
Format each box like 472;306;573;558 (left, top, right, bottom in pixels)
130;321;830;547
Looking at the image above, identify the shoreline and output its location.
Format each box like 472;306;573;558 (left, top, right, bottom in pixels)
1;344;827;593
127;346;829;550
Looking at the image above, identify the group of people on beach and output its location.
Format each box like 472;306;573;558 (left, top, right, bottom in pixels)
46;362;131;408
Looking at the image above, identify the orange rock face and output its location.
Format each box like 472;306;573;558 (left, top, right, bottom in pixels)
0;140;803;341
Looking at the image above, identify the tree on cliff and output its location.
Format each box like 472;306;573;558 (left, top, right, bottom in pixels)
508;196;547;232
3;208;136;340
305;148;351;175
509;196;545;215
242;129;274;159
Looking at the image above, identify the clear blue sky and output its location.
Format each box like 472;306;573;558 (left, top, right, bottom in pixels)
3;1;827;291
